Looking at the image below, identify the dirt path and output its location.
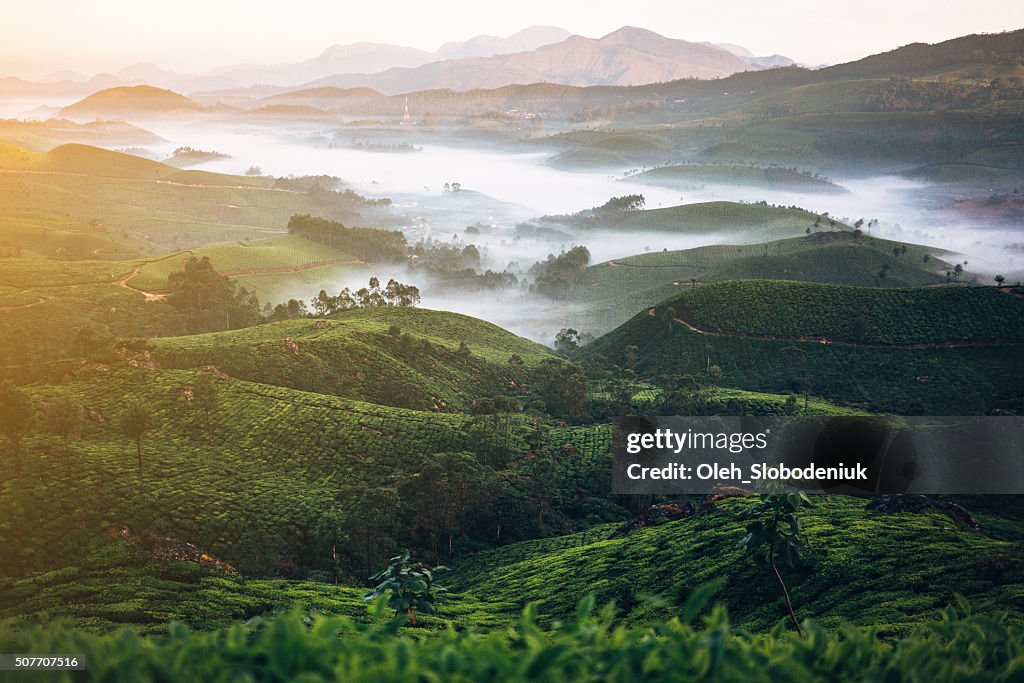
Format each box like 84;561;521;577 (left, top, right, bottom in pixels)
111;253;196;301
112;264;168;301
662;310;1023;350
0;295;46;311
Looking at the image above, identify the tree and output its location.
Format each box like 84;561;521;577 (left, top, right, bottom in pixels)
554;328;581;355
783;394;799;415
121;399;154;486
533;358;589;422
707;364;724;385
0;380;34;479
47;393;82;480
363;550;446;626
166;256;262;333
190;374;218;440
995;275;1006;286
344;487;406;580
737;492;814;636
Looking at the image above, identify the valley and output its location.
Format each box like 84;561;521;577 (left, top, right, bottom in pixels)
1;20;1024;681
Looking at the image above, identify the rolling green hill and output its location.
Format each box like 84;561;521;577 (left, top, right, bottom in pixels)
585;281;1024;414
567;233;948;336
151;306;554;410
535;201;836;242
1;366;530;579
657;281;1024;345
0;143;390;254
129;235;366;300
447;495;1024;633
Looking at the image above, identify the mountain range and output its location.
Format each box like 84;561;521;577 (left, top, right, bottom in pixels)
300;27;761;94
4;26;790;100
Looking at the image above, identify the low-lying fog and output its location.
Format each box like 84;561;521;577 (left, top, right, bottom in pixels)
68;123;1024;343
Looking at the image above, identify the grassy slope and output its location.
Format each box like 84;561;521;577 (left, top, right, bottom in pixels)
447;496;1024;635
568;233;947;336
0;551;508;634
610;202;827;239
131;234;363;293
0;143;377;254
585;281;1024;414
0;258;188;379
151;306;554;410
659;280;1024;344
0;365;537;579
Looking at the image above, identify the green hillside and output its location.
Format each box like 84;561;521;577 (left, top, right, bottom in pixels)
534;201;835;242
659;281;1024;344
0;258;190;380
0;143;389;254
614;202;827;237
130;234;365;298
447;495;1024;633
0;366;532;579
152;306;554;410
585;281;1024;414
581;233;945;299
567;233;947;336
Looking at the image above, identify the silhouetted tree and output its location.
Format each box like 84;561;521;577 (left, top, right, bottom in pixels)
47;392;82;480
121;399;154;486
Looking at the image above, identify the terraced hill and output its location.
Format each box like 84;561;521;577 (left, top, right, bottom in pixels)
0;366;536;579
568;233;948;336
151;306;554;410
536;201;835;242
446;495;1024;634
585;281;1024;414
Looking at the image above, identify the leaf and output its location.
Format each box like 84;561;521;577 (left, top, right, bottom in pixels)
683;580;724;624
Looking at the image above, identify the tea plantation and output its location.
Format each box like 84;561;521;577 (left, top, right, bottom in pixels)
151;306;554;410
586;281;1024;414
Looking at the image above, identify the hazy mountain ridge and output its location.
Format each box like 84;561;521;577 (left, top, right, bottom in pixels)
4;26;790;98
302;27;754;94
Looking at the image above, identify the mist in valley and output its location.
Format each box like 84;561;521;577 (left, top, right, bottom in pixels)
17;115;1024;345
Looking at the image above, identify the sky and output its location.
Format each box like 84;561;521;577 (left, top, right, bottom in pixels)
2;0;1022;79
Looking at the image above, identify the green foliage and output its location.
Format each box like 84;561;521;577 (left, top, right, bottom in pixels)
166;256;262;333
121;398;154;485
1;595;1023;681
287;213;406;262
737;493;815;635
445;496;1024;633
45;392;83;479
737;493;814;570
531;246;591;299
533;358;590;422
151;307;553;411
311;276;421;315
364;551;447;625
586;281;1024;414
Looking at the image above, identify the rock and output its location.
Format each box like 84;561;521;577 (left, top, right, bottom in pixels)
609;501;696;538
105;524;236;572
